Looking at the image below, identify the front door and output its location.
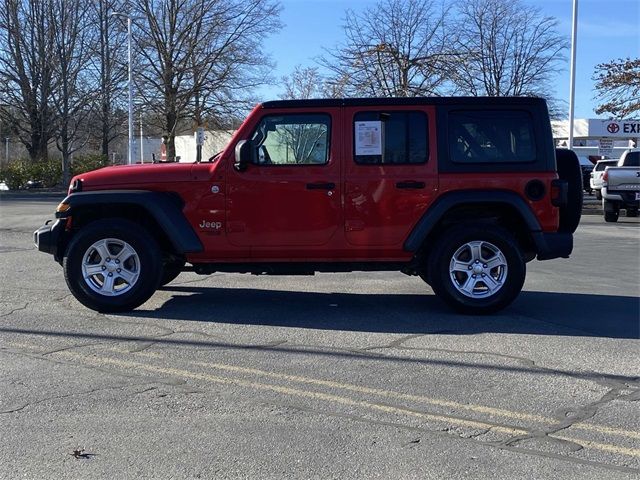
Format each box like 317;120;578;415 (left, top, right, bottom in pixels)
226;111;341;255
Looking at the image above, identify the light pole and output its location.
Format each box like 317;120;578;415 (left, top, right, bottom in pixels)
140;113;144;163
568;0;578;149
111;13;134;165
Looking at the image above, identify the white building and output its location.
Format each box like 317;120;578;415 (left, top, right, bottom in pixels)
174;130;235;163
552;118;639;159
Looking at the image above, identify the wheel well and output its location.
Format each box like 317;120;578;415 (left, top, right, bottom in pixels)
416;203;536;273
64;204;179;259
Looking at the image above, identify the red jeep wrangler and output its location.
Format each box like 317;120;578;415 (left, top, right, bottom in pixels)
35;97;582;314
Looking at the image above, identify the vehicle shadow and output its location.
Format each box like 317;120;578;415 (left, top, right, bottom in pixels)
135;287;640;339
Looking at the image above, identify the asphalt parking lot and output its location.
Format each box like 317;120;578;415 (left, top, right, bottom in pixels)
1;195;639;479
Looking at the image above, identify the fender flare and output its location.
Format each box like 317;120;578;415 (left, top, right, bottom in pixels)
403;190;542;252
57;190;203;254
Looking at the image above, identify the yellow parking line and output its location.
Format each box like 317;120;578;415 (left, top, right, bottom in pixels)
57;351;528;435
50;350;640;458
189;360;640;441
6;341;44;350
8;341;638;442
554;435;640;458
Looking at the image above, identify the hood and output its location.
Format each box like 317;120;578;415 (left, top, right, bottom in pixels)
71;162;195;191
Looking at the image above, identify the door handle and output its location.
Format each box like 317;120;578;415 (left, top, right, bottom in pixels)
306;182;336;190
396;181;425;189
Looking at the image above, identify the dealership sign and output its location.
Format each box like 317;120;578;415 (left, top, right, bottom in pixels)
589;119;640;138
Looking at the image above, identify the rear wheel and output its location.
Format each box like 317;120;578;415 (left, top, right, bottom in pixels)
63;219;162;312
428;224;525;315
603;200;619;223
604;211;619;222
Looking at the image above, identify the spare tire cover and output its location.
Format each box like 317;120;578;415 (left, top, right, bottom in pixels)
555;148;583;233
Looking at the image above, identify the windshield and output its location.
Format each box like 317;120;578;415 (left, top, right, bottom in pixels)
595;160;618;171
621;151;640;167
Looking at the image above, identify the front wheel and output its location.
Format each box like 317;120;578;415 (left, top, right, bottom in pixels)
428;224;525;315
63;219;162;312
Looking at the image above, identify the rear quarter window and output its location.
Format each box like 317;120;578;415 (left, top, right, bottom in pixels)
448;110;536;164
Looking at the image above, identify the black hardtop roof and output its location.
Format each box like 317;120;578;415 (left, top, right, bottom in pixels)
261;96;548;109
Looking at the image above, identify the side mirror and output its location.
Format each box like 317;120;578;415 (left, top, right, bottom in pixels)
234;140;255;172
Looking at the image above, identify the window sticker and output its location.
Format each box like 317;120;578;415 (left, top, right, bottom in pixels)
355;121;382;155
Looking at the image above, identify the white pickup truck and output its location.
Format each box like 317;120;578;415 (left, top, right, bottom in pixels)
602;149;640;222
590;159;618;200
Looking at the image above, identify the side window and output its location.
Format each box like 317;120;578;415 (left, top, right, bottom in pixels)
448;110;536;163
353;111;428;165
251;114;330;165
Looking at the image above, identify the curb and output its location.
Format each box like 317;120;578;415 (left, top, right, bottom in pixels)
1;192;67;200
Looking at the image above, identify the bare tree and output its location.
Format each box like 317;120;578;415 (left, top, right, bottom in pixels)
320;0;453;97
87;0;128;158
593;58;640;118
0;0;58;161
452;0;567;100
49;0;96;184
280;65;346;100
280;65;323;99
133;0;282;161
278;123;328;163
188;0;282;127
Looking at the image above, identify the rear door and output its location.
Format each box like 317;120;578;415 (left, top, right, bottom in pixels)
343;106;438;247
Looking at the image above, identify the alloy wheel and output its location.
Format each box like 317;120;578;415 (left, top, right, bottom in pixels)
81;238;141;296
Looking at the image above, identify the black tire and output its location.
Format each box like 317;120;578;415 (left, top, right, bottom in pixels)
419;272;431;287
604;211;619;223
555;149;583;233
63;219;162;312
160;259;186;286
428;224;525;315
595;190;602;201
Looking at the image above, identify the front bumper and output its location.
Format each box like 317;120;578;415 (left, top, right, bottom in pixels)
34;219;65;258
532;232;573;260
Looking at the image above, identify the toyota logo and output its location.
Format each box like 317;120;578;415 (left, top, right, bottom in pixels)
607;123;620;134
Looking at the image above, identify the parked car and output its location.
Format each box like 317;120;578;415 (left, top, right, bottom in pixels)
590;159;618;200
34;97;582;314
577;156;595;194
25;180;44;189
602;149;640;222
